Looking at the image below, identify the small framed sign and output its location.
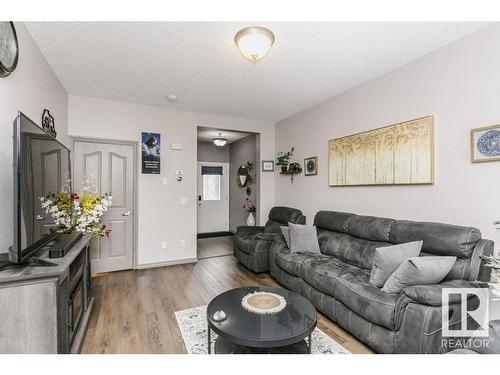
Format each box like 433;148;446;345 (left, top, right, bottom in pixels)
304;156;318;176
471;124;500;163
261;160;274;172
141;132;161;174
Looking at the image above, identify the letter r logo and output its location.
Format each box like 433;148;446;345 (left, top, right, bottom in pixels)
442;288;489;337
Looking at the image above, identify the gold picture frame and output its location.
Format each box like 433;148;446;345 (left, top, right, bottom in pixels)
328;116;434;186
471;124;500;163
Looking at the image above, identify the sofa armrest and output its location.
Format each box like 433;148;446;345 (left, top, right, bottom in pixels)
403;280;483;306
236;226;265;237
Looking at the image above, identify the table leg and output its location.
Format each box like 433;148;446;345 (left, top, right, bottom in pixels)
308;332;312;354
208;326;211;354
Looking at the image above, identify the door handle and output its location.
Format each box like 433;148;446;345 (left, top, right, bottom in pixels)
122;211;132;216
36;215;45;221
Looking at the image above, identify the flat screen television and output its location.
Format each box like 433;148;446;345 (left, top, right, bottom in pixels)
9;112;71;263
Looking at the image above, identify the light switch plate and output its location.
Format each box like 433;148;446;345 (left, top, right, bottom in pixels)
162;177;168;185
171;143;183;150
179;197;188;204
161;241;167;249
180;240;186;248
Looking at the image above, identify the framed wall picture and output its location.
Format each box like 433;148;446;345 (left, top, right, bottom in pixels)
328;116;434;186
304;156;318;176
471;124;500;163
262;160;275;172
141;132;161;174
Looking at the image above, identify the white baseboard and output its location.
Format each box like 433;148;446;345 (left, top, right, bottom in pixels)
136;257;198;270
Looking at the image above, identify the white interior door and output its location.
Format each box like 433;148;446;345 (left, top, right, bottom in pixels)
73;139;136;273
197;162;229;233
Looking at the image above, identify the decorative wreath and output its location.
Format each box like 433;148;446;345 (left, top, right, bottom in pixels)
241;291;287;315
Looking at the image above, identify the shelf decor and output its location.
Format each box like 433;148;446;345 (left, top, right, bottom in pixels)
329;116;434;186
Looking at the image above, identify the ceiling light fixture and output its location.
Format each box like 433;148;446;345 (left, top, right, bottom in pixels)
234;26;275;64
213;132;228;147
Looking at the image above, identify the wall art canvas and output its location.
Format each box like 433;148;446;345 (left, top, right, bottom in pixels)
141;132;161;174
262;160;275;172
471;124;500;163
304;156;318;176
329;116;434;186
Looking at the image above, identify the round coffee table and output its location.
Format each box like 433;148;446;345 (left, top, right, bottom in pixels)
207;286;317;354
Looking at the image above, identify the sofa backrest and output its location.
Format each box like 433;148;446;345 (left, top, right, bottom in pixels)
313;210;493;281
264;206;306;234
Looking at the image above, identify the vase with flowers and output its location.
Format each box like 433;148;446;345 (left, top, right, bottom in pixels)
243;196;256;226
40;175;113;238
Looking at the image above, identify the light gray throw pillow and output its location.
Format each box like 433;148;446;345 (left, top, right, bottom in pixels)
280;226;291;248
369;241;423;287
381;256;456;294
288;222;321;254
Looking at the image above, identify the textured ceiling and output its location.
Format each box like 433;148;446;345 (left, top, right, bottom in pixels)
26;22;488;122
197;127;250;144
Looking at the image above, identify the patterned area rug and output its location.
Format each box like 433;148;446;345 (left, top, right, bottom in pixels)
174;305;351;354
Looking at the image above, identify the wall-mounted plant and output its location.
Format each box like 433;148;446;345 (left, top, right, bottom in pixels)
276;147;294;173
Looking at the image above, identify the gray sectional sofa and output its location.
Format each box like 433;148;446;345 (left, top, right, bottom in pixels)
234;206;305;273
269;210;494;354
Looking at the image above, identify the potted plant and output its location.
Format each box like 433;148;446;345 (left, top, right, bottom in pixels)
276;147;294;173
243;196;256;226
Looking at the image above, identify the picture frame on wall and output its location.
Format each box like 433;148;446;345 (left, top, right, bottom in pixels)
261;160;275;172
304;156;318;176
141;132;161;174
471;124;500;163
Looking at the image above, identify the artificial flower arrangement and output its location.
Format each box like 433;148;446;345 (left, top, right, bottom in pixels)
243;196;256;213
40;176;112;238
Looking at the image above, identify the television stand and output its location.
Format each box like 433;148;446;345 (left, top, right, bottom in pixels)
0;252;58;271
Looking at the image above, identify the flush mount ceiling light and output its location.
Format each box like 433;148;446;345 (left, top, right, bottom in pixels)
213;132;228;147
234;26;275;64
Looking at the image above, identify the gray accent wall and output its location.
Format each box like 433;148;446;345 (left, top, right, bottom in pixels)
229;134;258;232
197;141;229;163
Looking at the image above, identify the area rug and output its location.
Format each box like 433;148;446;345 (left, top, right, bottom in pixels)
174;305;351;354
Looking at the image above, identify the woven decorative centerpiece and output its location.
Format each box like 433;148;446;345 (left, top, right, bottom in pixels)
241;291;287;314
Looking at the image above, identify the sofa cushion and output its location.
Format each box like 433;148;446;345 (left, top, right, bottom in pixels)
346;214;395;242
389;220;481;258
289;223;321;254
301;257;399;329
275;249;316;277
382;256;457;294
317;229;392;270
314;210;354;233
235;236;255;255
369;241;423;287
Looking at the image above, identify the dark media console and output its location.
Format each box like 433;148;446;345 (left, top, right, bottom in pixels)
0;234;93;353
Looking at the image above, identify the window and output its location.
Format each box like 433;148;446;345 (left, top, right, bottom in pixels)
202;174;221;201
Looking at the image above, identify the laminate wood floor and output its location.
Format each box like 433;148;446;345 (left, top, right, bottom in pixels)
82;255;374;354
197;236;234;260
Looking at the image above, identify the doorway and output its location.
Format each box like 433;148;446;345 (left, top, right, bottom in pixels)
72;137;137;273
197;161;230;234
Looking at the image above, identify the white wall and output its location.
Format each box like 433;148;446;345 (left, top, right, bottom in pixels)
0;23;68;252
275;24;500;253
68;95;274;266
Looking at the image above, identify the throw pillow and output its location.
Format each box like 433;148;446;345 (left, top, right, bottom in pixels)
280;226;291;248
369;241;423;287
381;256;456;294
288;222;321;254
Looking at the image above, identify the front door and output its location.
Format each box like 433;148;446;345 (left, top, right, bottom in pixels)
197;162;229;234
73;139;136;273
